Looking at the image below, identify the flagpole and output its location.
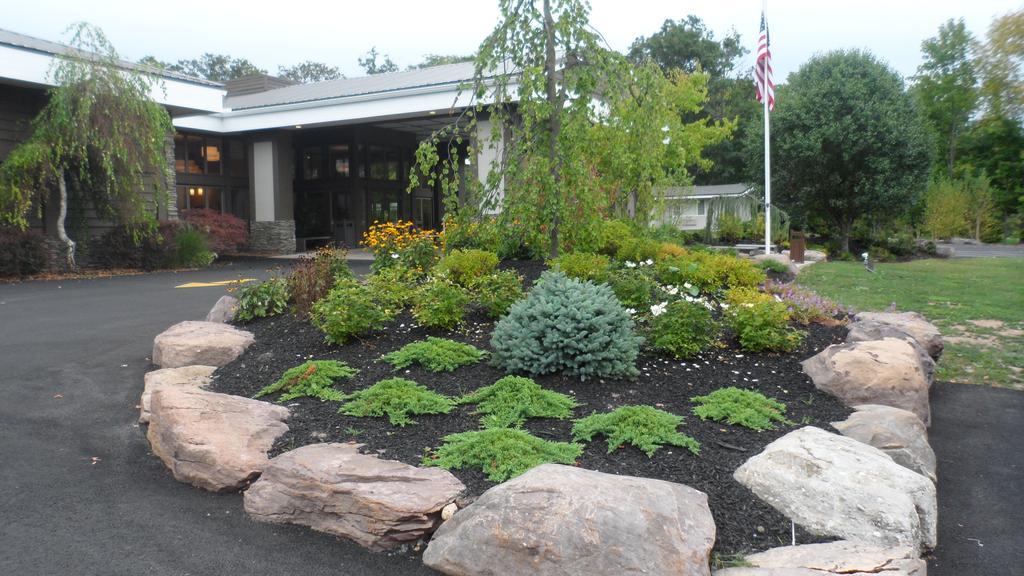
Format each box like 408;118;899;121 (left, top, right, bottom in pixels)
763;0;771;255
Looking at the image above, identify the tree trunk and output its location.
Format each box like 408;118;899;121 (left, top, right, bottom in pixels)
543;0;562;259
56;169;77;270
840;219;852;255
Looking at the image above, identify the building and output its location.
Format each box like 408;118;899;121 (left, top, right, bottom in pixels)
0;28;502;253
656;184;756;231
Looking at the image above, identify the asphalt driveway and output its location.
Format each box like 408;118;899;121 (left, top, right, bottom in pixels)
0;260;1019;575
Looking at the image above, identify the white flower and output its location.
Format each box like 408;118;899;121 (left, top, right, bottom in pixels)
650;302;668;317
390;252;400;259
861;252;869;260
720;303;730;309
683;282;693;289
665;286;679;296
625;261;637;268
625;308;637;315
644;259;654;266
774;294;783;302
743;302;755;308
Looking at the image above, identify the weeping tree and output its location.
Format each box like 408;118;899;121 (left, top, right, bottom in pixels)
0;23;174;268
411;0;728;258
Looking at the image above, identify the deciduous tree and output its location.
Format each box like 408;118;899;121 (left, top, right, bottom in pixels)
278;61;342;83
358;47;399;75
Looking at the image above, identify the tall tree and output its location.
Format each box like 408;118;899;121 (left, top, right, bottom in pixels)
278;61;343;83
167;53;266;82
412;0;727;257
0;23;174;268
977;9;1024;121
746;50;933;253
628;16;745;77
913;19;978;175
409;54;475;69
957;114;1024;216
358;47;399;75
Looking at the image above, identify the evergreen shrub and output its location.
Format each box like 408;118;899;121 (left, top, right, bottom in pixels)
572;405;700;457
339;377;454;426
691;387;790;431
254;360;358;402
380;337;486;372
458;376;577;428
424;428;582;482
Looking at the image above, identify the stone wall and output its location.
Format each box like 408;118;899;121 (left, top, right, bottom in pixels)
250;221;297;254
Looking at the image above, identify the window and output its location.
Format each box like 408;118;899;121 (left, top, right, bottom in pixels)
174;133;237;175
368;145;400;181
369;190;400;223
174;135;187;173
413;196;433;230
697;200;706;216
186;135;203;174
228;140;247;176
204;138;222;175
302;147;323;180
176;185;224;211
328;144;350;178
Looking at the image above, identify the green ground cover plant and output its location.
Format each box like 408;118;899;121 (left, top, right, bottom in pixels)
234;276;289;322
798;259;1024;388
572;405;700;457
339;377;454;426
691;387;791;431
490;271;642;380
311;278;392;344
423;428;582;482
380;337;487;372
649;300;720;358
254;360;358;402
458;376;577;428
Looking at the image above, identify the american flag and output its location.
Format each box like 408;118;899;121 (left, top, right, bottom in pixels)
755;12;775;111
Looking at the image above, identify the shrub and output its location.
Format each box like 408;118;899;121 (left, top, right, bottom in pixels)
175;228;216;268
423;428;582;482
727;301;804;352
656;242;687;261
724;286;773;307
412;279;470;329
458;376;577;428
311;278;391;344
649;300;719;359
362;220;436;271
436;248;499;288
549;252;611;283
691;387;791;431
399;233;441;274
615;237;661;263
0;226;49;277
757;258;790;274
339;377;454;426
656;252;764;292
711;254;765;289
490;271;642;380
609;268;658;310
179;209;248;253
597;219;635;257
254;360;358;402
235;276;289;322
762;281;848;324
572;405;700;457
365;264;419;315
93;222;179;271
715;212;744;243
473;269;524;318
289;246;352;318
380;337;487;372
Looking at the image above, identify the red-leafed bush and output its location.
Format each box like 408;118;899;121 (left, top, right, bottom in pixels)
0;226;50;277
180;209;248;254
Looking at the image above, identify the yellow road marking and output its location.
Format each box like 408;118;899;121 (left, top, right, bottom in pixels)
175;278;257;289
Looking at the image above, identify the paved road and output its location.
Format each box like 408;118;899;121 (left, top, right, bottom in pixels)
938;240;1024;258
1;261;1019;575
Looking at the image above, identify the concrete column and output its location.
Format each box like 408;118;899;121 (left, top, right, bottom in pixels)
249;137;297;253
475;117;505;214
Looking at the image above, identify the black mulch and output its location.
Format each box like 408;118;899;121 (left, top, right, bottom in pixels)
211;261;852;557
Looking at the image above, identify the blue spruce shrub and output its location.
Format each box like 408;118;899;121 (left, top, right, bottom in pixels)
490;270;641;380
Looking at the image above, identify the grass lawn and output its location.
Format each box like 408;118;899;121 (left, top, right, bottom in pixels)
798;258;1024;390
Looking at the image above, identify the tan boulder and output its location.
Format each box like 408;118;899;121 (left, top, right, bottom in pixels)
204;295;238;323
146;387;288;492
152;320;254;368
244;443;464;551
832;405;936;483
846;324;936;385
423;463;716;576
802;338;931;426
734;427;937;551
853;311;943;359
138;365;217;424
714;540;925;575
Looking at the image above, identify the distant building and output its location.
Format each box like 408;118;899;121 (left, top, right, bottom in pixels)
656;184;756;231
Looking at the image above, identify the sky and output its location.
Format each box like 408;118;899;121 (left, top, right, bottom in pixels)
3;0;1018;82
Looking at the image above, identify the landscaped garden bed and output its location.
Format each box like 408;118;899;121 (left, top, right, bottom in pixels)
205;223;858;558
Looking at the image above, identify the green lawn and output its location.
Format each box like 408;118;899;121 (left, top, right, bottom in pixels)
797;258;1024;389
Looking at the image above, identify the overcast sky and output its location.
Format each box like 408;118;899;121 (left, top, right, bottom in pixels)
4;0;1017;82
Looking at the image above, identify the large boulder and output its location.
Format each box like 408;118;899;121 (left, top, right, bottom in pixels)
205;295;238;323
832;405;936;483
846;324;936;385
802;338;931;426
138;365;217;424
734;427;937;551
423;464;716;576
852;312;943;360
152;320;254;368
244;443;465;551
714;540;925;575
146;387;288;492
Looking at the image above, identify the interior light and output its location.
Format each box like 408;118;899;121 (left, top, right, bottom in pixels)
197;187;204;196
189;188;195;196
429;111;436;115
294;125;303;129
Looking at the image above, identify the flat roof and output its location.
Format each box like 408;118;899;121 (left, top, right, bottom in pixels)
224;61;478;110
664;184;753;199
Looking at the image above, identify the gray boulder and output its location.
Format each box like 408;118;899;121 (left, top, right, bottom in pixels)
853;311;943;360
244;443;465;551
423;463;716;576
138;365;217;424
802;338;931;426
734;427;937;551
204;295;238;323
147;387;288;492
832;405;936;483
714;540;925;575
152;320;254;368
